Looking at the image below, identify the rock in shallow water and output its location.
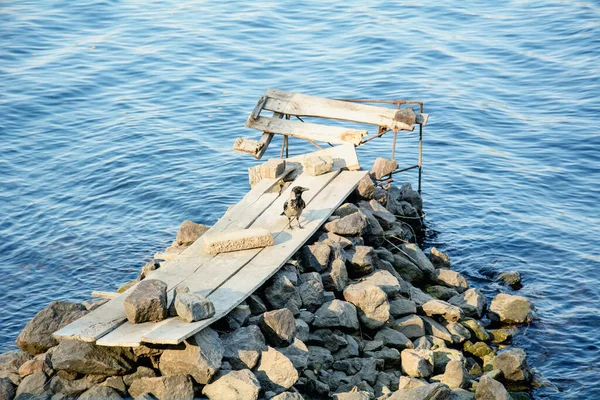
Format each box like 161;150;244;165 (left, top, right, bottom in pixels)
16;301;88;355
475;375;511;400
491;348;533;383
489;293;532;324
123;279;168;324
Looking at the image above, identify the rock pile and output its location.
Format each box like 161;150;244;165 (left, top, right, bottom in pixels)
2;172;537;399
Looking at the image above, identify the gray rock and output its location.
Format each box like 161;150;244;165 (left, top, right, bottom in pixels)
128;375;194;400
429;248;451;269
451;388;475;399
318;232;354;249
247;295;268;315
16;301;87;355
123;279;168;324
159;328;223;384
260;309;296;347
255;347;298;395
270;393;304;400
475;376;511;400
334;390;370;400
375;328;414;351
425;285;460;301
400;349;434;378
498;271;522;288
313;300;359;330
388;382;451;400
307;329;347;351
489;294;532;324
392;254;424;283
363;270;404;297
167;285;189;317
0;378;15;400
300;244;331;273
432;360;468;389
491;348;532;382
334;203;360;217
333;335;360;360
324;212;368;236
278;338;309;369
345;246;377;278
123;366;157;386
445;322;471;343
409;285;436;306
432;270;469;293
369;200;397;229
174;292;215;322
371;158;398;179
322;258;349;293
448;289;486;318
225;304;252;330
295;319;310;342
365;346;401;366
299;273;325;309
307;346;334;370
175;220;209;245
1;351;33;383
52;340;135;376
389;298;417;317
398;376;427;389
400;244;435;275
222;325;267;370
392;315;426;339
432;348;467;374
14;371;47;400
422;316;456;343
363;340;384;352
138;259;160;280
78;385;122;400
461;319;490;342
101;376;127;395
48;375;96;397
343;282;390;330
265;274;302;310
356;174;375;199
202;369;261;400
421;300;464;322
399;182;423;214
360;207;384;238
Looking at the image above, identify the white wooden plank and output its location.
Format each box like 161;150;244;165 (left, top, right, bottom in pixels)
91;291;118;300
53;174;291;342
97;170;340;347
265;88;421;132
246;116;367;146
142;170;368;344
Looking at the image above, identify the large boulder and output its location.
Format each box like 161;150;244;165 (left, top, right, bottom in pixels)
299;273;325;309
324;212;368;236
489;294;532;324
431;270;468;293
362;271;405;297
159;328;223;384
343;282;390;330
491;348;532;382
392;254;424;283
313;300;359;330
307;346;334;370
429;248;451;269
78;385;122;400
371;158;398;179
431;360;468;389
300;244;331;273
52;340;135;376
400;244;435;275
16;301;87;355
388;382;451;400
174;292;215;322
475;376;511;400
221;325;267;370
255;347;298;395
0;378;16;400
264;273;302;310
175;220;209;245
128;375;194;400
421;300;464;322
400;349;434;378
259;309;296;347
278;338;309;369
421;316;456;343
48;375;96;398
322;258;349;293
374;328;413;351
399;182;423;214
448;289;486;318
202;369;261;400
389;298;417;318
356;174;375;199
345;246;378;277
392;315;426;339
123;279;168;323
14;371;48;399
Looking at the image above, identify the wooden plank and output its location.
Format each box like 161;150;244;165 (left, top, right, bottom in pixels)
246;116;367;146
250;95;268;121
97;170;340;347
286;143;360;171
142;170;368;345
91;291;118;300
53;174;292;342
265;88;428;132
253;112;284;160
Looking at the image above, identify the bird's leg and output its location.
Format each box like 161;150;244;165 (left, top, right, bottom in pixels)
288;217;294;230
297;217;303;229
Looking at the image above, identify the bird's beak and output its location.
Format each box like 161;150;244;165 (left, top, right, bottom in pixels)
301;187;309;192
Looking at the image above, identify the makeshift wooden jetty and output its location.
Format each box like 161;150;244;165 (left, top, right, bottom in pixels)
54;90;427;347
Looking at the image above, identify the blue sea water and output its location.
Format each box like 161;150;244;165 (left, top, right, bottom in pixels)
1;0;599;397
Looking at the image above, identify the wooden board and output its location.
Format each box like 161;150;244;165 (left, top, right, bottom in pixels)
53;173;293;342
97;170;340;347
246;116;367;146
142;170;368;344
264;88;428;132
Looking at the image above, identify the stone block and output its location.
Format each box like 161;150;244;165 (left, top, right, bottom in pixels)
202;228;274;255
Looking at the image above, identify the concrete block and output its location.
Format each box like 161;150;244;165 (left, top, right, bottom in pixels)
302;155;333;176
203;228;275;255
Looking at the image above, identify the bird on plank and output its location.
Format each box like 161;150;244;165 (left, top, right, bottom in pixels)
282;186;309;229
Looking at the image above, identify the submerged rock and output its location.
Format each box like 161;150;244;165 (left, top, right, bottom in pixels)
16;301;87;355
498;271;522;289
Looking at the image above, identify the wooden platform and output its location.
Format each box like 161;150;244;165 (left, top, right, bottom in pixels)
54;144;367;347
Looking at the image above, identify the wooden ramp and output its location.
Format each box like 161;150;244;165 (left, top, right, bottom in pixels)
55;145;367;347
